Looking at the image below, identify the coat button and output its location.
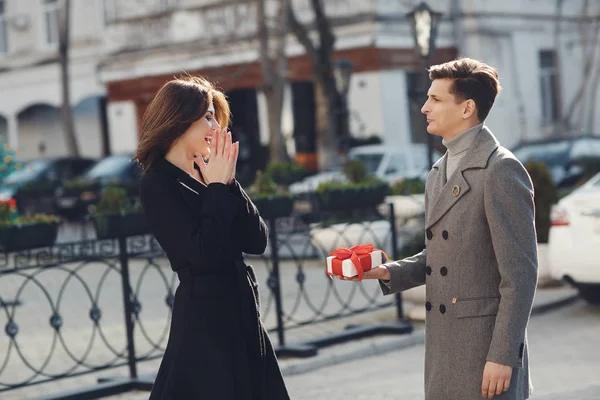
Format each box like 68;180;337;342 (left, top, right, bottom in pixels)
440;266;448;276
442;230;449;240
426;266;432;275
425;301;432;311
439;304;446;314
426;230;433;240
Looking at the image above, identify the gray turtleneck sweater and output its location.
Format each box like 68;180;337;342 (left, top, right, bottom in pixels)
442;123;484;180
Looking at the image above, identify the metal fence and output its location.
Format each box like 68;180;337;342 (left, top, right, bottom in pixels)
0;203;420;399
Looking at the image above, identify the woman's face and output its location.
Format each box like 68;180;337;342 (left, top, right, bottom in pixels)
181;101;220;158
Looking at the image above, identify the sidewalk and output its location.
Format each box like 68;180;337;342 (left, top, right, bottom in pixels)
19;283;577;400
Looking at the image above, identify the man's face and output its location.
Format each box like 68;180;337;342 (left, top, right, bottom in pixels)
421;78;468;139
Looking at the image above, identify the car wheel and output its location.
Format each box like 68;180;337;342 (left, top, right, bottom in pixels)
578;285;600;304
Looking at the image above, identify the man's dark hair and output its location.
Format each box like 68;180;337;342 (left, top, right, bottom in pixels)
428;58;502;122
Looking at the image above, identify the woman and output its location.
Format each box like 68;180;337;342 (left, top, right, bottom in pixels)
134;76;289;400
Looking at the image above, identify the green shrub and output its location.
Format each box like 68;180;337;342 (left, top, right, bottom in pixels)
93;184;139;215
265;161;306;186
343;159;367;183
525;160;558;243
247;171;291;200
390;177;425;195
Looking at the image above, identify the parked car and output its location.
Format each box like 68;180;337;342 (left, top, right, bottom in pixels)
511;136;600;189
548;171;600;304
54;154;142;219
289;145;439;195
0;157;96;215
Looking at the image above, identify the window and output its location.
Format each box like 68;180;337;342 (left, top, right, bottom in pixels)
349;153;384;175
43;0;59;47
0;0;8;55
539;50;560;125
384;154;406;175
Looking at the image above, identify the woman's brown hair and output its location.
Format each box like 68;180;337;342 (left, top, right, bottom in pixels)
133;76;230;172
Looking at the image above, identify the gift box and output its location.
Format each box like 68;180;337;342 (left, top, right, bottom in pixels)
326;244;387;280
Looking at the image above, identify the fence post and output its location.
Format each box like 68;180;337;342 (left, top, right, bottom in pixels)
268;217;286;347
388;203;405;321
118;235;138;379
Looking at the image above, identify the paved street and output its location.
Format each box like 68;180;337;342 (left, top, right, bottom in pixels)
0;283;592;399
282;299;600;400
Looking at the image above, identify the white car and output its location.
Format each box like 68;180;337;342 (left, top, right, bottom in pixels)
289;144;437;195
548;172;600;303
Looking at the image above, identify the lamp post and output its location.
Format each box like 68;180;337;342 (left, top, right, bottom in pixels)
407;2;442;169
333;59;354;154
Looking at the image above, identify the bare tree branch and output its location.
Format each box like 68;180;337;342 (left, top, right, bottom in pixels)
257;0;290;162
58;0;79;156
563;0;600;129
310;0;334;52
288;5;319;66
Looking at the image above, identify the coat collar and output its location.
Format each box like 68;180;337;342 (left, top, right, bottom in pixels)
425;126;499;229
152;157;207;195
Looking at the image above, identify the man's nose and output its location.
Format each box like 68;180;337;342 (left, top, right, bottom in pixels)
421;103;429;115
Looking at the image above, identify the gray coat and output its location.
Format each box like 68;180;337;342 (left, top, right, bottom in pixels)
381;126;538;400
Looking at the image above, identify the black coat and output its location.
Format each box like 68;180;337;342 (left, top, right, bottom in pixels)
140;158;289;400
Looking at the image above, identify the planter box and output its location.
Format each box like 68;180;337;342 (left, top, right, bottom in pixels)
316;184;388;213
251;195;294;220
92;212;149;240
0;222;59;252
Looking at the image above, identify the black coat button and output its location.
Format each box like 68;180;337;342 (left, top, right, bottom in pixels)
440;266;448;276
439;304;446;314
426;266;432;275
442;230;449;240
426;230;433;240
425;301;432;311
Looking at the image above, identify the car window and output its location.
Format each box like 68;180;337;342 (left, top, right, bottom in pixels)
571;138;600;159
384;154;406;175
56;160;78;181
349;153;383;174
74;159;96;175
85;155;132;179
512;140;570;166
3;160;50;185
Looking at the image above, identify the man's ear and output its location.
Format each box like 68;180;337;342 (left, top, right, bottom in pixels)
463;99;477;120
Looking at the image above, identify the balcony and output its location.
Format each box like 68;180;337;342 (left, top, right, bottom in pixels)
101;0;413;53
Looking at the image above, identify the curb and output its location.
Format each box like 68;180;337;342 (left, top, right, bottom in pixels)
280;330;425;377
280;291;580;377
530;294;580;317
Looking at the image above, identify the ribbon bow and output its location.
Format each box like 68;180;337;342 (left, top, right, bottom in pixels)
329;244;374;281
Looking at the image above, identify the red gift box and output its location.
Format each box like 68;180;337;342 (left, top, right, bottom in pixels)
326;244;389;280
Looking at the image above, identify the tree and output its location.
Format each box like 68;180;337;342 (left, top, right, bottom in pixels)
257;0;291;163
58;0;79;156
554;0;600;134
288;0;341;171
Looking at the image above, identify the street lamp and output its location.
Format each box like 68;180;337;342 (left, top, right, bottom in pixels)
407;2;442;169
333;59;354;154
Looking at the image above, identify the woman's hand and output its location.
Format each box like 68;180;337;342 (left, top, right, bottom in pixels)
195;128;237;184
228;133;239;184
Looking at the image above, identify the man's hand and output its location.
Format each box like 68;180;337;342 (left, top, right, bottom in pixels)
482;361;512;399
333;265;391;281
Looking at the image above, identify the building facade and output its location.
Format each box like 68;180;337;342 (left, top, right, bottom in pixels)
0;0;598;168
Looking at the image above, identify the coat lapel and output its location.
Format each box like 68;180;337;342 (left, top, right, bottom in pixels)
425;126;499;229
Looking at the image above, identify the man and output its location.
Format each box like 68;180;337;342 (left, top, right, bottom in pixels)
336;58;538;399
